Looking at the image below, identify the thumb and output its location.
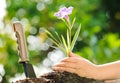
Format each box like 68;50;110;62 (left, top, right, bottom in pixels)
69;52;78;57
69;52;83;58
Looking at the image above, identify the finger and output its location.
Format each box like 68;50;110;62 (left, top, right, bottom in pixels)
69;52;77;57
53;62;79;69
69;52;83;58
52;66;76;74
61;57;79;63
53;66;86;78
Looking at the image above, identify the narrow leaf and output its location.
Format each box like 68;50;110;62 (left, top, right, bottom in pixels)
70;24;81;51
67;29;70;50
62;19;69;28
46;30;59;44
46;30;66;55
61;35;68;53
49;38;66;54
71;17;76;29
55;31;62;44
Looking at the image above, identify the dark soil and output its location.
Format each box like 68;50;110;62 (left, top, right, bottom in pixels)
14;71;105;83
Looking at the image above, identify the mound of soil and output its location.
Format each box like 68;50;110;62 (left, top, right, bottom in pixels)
14;71;105;83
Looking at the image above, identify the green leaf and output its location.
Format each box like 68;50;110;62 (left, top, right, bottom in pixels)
62;18;69;28
55;31;62;44
67;29;70;50
46;30;67;55
70;24;81;51
46;30;59;44
61;35;68;55
71;17;76;29
49;38;66;54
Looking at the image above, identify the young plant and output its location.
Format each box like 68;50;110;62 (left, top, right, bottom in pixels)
46;6;81;56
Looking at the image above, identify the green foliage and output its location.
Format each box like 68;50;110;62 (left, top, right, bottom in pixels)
0;0;119;82
46;16;81;56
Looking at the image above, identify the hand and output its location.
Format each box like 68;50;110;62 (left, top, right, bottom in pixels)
53;52;98;79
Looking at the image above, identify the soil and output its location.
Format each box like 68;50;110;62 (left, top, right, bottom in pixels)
13;71;105;83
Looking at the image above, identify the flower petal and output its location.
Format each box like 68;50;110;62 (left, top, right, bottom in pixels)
67;6;73;14
54;12;63;19
54;6;73;19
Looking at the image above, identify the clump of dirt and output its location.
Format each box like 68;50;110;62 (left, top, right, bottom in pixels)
14;71;105;83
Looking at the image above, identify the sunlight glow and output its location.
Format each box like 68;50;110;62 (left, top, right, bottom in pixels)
0;0;6;21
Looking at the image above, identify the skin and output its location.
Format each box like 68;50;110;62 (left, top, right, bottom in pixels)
53;52;120;80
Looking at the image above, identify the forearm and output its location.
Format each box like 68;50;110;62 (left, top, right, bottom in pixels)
94;61;120;80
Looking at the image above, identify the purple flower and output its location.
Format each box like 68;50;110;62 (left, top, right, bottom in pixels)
54;6;73;20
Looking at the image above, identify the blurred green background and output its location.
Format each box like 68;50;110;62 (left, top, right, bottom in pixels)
0;0;120;82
